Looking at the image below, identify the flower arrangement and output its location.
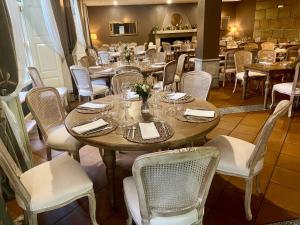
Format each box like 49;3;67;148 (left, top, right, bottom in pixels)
121;44;134;63
134;83;152;100
152;25;160;33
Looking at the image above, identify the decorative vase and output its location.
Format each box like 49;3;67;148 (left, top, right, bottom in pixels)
141;97;150;115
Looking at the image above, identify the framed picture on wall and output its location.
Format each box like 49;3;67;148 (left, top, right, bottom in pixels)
220;16;230;31
109;21;138;36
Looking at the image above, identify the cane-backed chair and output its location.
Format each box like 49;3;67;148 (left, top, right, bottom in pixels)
174;54;187;91
0;138;98;225
123;147;220;225
271;63;300;117
145;48;157;62
261;42;275;50
79;56;96;68
159;60;177;91
220;50;236;87
181;71;212;100
162;42;174;61
244;43;258;51
205;100;290;221
27;67;68;107
257;50;276;63
26;87;83;161
70;65;108;101
112;71;143;94
115;65;142;75
233;50;266;93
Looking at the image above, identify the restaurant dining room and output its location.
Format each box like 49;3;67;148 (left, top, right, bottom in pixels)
1;0;300;224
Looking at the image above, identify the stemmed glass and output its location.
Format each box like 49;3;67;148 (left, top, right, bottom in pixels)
119;82;134;133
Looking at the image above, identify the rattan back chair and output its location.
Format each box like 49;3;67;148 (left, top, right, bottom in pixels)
145;48;157;62
123;147;220;225
261;42;275;50
79;56;96;68
257;50;276;63
112;71;143;94
234;50;252;74
115;65;142;75
27;67;45;87
181;71;212;100
220;50;236;87
244;43;258;51
286;45;300;61
174;54;187;91
162;60;177;90
155;52;166;63
26;87;82;161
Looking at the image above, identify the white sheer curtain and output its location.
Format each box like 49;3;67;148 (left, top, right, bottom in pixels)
71;0;86;49
40;0;65;58
4;0;27;97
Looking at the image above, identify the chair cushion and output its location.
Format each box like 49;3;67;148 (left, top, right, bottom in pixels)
273;82;300;95
56;87;67;97
16;155;93;211
123;177;198;225
91;79;107;86
236;71;266;80
205;135;264;177
47;124;82;151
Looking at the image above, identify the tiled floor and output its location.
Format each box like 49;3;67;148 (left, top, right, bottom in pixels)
7;84;300;225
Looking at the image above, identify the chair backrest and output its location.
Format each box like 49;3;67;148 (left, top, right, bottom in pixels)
26;87;65;139
129;42;138;48
157;46;163;53
87;47;98;60
286;46;300;61
155;52;166;63
112;71;143;94
292;62;300;95
69;65;93;97
163;60;177;88
115;65;141;75
181;71;212;100
145;49;157;62
247;100;290;173
224;50;236;70
261;42;275;50
175;54;187;79
257;50;276;63
234;50;252;73
99;51;110;64
78;56;96;68
132;147;220;223
27;67;45;87
0;138;31;209
162;42;172;53
136;45;145;54
173;40;183;45
244;43;258;51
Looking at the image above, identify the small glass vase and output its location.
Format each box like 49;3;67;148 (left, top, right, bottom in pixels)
141;97;150;115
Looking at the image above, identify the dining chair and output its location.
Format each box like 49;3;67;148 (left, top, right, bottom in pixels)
99;51;110;65
181;71;212;100
26;87;83;161
70;65;109;101
86;47;98;60
160;60;177;91
233;50;266;93
79;56;97;67
123;147;220;225
271;62;300;117
99;44;110;51
174;54;187;91
0;138;98;225
261;42;275;50
286;45;300;61
162;42;174;61
220;50;236;87
112;71;143;94
257;50;276;63
145;48;157;62
135;45;146;55
115;65;142;75
205;100;290;221
156;46;163;53
243;43;259;51
27;67;68;108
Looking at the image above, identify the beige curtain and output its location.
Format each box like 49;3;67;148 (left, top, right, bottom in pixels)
77;0;91;48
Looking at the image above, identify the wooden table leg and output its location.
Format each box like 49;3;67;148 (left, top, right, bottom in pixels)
243;70;249;99
101;149;116;209
264;73;270;109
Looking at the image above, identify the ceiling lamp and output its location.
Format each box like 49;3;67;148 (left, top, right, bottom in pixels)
113;1;118;5
167;0;172;4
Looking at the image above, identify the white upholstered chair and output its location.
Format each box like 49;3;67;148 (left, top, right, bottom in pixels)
145;48;157;62
0;138;98;225
271;62;300;117
220;50;236;87
123;147;220;225
181;71;212;100
87;47;98;60
26;87;83;161
70;65;108;101
233;50;266;93
99;51;110;65
27;67;68;107
205;100;290;221
112;71;143;94
174;54;187;91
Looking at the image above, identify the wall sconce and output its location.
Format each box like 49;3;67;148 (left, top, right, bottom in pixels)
90;33;98;40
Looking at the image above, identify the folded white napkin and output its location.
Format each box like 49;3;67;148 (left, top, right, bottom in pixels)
72;119;108;134
127;91;139;100
78;102;107;109
168;92;186;100
184;109;215;118
101;68;113;73
139;122;160;140
259;62;273;66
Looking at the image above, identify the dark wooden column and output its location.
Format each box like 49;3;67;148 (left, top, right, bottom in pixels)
195;0;222;87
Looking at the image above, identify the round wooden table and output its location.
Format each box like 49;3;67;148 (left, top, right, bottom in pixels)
65;96;220;208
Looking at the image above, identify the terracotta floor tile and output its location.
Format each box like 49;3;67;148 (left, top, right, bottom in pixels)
277;154;300;172
271;167;300;191
265;182;300;214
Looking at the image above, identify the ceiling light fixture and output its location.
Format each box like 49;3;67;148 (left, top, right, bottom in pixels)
167;0;172;4
277;4;284;8
113;1;118;5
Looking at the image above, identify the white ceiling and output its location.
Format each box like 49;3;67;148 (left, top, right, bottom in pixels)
84;0;240;6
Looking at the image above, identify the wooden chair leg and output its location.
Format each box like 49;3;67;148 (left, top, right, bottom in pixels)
46;146;52;161
245;178;253;221
87;190;99;225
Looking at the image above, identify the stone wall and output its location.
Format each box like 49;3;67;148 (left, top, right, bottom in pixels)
253;0;300;41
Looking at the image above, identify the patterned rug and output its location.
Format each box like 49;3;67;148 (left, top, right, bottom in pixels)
267;219;300;225
218;104;267;115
